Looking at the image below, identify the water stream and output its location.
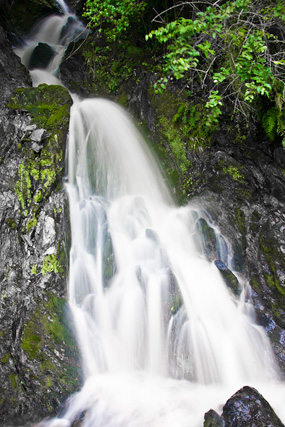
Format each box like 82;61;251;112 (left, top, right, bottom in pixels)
15;3;285;426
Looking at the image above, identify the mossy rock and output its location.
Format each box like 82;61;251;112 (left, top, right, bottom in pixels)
7;84;72;132
21;293;81;409
8;84;72;214
215;260;240;296
260;234;285;297
258;233;285;328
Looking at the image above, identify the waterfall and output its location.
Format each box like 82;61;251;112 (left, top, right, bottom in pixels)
14;4;285;427
51;99;283;426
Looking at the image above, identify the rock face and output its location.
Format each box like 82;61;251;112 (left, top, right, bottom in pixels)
0;22;80;425
0;0;58;35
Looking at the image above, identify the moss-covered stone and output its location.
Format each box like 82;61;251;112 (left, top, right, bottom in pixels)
236;208;246;236
5;218;16;229
7;84;72;216
7;84;71;131
21;293;81;397
260;234;285;297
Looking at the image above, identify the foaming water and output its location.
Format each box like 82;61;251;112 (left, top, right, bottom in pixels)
39;98;285;426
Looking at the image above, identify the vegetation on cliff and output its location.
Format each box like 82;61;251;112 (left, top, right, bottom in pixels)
83;0;285;147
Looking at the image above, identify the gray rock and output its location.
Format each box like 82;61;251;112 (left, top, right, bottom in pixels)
222;386;284;427
30;128;45;142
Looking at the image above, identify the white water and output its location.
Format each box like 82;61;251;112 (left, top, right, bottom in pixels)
43;98;284;427
15;5;285;427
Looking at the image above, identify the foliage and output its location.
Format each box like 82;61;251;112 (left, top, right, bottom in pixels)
146;0;285;141
83;0;147;41
172;102;216;150
223;166;244;183
82;42;139;94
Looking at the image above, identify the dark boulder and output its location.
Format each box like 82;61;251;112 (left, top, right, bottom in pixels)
222;386;284;427
28;42;55;69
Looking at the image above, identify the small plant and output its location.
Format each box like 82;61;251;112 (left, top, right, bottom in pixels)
41;254;63;276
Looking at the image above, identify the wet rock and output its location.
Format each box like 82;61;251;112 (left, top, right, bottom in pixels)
60;15;90;45
196;217;217;261
204;409;225;427
222;386;284;427
0;26;30;101
0;32;80;422
28;42;55;70
214;260;240;296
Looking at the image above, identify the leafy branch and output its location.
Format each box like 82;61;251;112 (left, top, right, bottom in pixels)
146;0;285;141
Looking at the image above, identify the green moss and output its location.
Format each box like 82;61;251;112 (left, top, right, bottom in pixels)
41;254;63;276
159;116;191;175
260;234;285;296
9;373;18;389
15;163;32;211
34;190;43;203
27;216;37;232
31;264;37;275
8;85;71;216
6;218;15;229
7;84;71;130
223;165;244;182
22;332;41;359
45;376;53;387
235;207;246;236
21;293;80;385
0;353;10;363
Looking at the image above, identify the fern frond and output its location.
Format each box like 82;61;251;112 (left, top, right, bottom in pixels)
262;107;278;141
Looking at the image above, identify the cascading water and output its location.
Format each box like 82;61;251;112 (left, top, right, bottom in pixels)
48;99;283;427
14;3;285;426
14;1;89;87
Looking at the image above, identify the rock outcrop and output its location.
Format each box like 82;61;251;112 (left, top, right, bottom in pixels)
204;386;284;427
0;18;80;427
